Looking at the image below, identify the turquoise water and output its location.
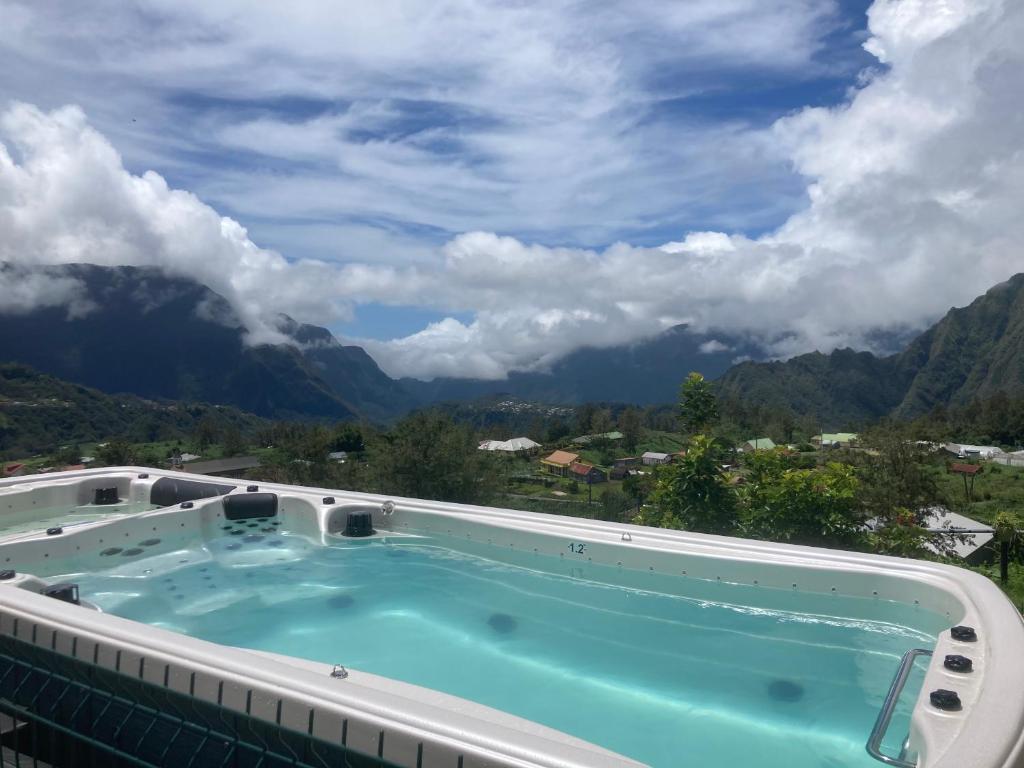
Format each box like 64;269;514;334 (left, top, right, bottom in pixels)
48;529;945;767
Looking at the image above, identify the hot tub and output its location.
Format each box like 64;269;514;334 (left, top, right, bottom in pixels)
1;468;1022;768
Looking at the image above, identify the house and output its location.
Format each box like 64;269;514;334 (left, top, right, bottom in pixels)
502;437;541;454
613;457;641;469
569;463;607;484
572;431;624;445
641;451;672;466
327;451;347;462
540;450;579;477
3;463;26;477
812;433;858;448
738;438;776;452
944;443;1001;459
867;508;993;564
924;509;994;564
170;451;200;469
183;456;261;478
479;437;542;455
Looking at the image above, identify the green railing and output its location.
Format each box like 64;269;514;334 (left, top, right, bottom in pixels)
0;633;419;768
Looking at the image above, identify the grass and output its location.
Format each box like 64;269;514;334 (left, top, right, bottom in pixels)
924;461;1024;524
8;438;275;472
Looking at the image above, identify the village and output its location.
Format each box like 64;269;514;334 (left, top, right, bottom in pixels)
471;430;1024;569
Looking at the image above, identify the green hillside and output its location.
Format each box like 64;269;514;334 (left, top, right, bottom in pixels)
0;363;266;458
718;274;1024;426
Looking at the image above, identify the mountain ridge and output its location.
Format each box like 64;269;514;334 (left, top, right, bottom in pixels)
401;324;764;406
0;263;412;421
6;262;1024;425
717;272;1024;425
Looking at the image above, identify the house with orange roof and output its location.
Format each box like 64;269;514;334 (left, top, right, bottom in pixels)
540;450;579;477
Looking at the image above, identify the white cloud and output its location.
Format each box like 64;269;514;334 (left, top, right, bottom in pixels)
1;0;1022;384
0;0;846;251
367;0;1024;378
699;340;731;354
0;102;354;344
0;263;96;318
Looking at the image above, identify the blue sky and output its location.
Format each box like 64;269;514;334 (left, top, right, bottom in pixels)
2;0;1019;380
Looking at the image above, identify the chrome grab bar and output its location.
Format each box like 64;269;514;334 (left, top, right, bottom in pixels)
866;648;932;767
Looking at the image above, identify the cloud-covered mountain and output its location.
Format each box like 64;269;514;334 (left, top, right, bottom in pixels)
402;325;763;406
0;1;1021;383
718;273;1024;426
8;263;1024;427
0;263;414;421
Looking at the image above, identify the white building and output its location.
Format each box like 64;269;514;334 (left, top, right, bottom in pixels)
641;451;672;466
478;437;541;455
944;442;1002;459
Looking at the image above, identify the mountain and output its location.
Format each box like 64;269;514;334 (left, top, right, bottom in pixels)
0;263;414;421
402;325;763;406
0;363;267;457
717;273;1024;425
272;315;418;421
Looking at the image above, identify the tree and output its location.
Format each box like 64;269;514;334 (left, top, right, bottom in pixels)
192;416;219;452
619;407;643;451
370;411;497;504
679;373;719;435
590;408;614;437
51;443;81;466
574;403;597;436
739;450;865;548
96;439;136;466
597;488;631;523
331;424;366;453
856;423;945;518
851;424;947;556
622;471;655;511
650;434;736;534
222;426;245;457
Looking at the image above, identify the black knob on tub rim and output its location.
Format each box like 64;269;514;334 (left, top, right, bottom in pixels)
322;496;336;505
0;569;15;581
342;511;375;537
944;654;973;673
951;625;977;642
93;486;120;505
930;689;962;711
46;526;63;536
41;582;80;605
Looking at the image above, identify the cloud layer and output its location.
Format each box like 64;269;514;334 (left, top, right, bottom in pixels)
1;0;1022;380
366;0;1024;377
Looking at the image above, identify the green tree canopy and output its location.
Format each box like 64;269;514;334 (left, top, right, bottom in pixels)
96;439;136;466
739;450;864;548
618;407;643;451
679;372;719;435
650;434;736;534
370;411;496;504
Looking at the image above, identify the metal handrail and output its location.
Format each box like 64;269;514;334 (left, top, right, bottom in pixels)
866;648;933;768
